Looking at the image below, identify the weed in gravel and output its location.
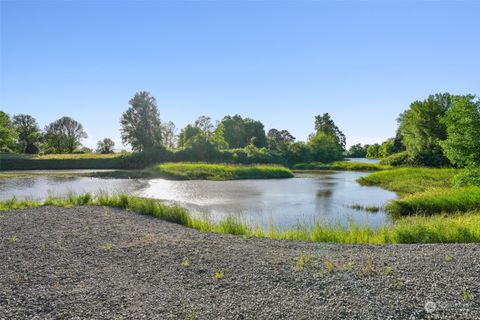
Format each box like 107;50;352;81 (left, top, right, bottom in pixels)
7;235;17;243
323;257;335;273
361;256;375;276
444;255;453;262
213;271;224;280
103;206;110;215
384;266;393;276
463;291;472;301
182;257;190;269
103;243;113;251
185;308;197;320
344;262;354;271
16;273;26;284
395;278;404;290
295;253;316;271
40;241;46;253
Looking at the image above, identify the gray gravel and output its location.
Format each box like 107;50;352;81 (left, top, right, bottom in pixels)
1;206;479;319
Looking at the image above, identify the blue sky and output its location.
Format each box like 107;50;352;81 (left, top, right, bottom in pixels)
1;1;479;150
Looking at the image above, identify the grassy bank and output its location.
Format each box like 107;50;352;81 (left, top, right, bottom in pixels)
357;167;457;194
145;163;294;180
294;161;390;172
2;194;479;244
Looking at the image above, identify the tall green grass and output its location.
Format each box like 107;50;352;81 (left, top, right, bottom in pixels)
387;187;480;216
2;194;479;243
146;162;294;180
357;167;457;194
294;161;390;172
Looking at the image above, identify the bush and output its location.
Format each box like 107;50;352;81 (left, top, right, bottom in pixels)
453;167;480;187
379;151;413;166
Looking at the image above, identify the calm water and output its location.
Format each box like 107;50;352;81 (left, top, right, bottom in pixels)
345;158;380;164
0;171;397;229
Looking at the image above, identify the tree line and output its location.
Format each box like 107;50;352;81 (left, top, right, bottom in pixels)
346;93;480;169
0;91;346;164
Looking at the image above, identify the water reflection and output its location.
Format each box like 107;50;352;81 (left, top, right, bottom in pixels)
0;171;397;229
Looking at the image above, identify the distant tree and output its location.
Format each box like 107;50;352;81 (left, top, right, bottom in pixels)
0;111;17;152
12;114;41;154
243;118;266;148
347;144;367;158
440;95;480;167
379;138;396;158
220;115;247;148
366;143;380;159
267;129;295;152
44;116;87;153
161;121;177;149
194;116;214;140
178;124;203;147
120;91;162;152
96;138;115;154
285;142;313;164
211;123;229;149
314;113;346;149
398;93;454;166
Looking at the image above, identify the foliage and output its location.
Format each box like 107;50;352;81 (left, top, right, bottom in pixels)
308;132;344;163
379;138;396;158
178;124;203;147
386;187;480;216
220;115;266;148
366;144;380;159
96;138;115;154
161;121;177;148
453;167;480;187
397;93;453;166
12;114;41;154
0;111;17;152
347;144;367;158
379;151;413;166
357;167;457;194
440;95;480;167
3;193;480;244
43;116;87;153
194;115;214;140
267;128;295;152
145;162;294;180
314;113;346;149
120;91;162;151
283;142;313;164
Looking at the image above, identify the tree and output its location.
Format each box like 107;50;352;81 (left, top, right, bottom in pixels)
178;124;203;147
440;95;480;167
120;91;162;152
308;132;344;163
44;116;87;153
314;113;346;149
96;138;115;154
347;144;367;158
161;121;177;149
0;111;17;152
398;93;454;166
243;118;266;148
366;144;380;158
219;115;266;148
379;138;396;158
12;114;41;154
267;129;295;152
194;116;214;140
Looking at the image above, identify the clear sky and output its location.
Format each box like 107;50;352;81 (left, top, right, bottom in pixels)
1;1;479;150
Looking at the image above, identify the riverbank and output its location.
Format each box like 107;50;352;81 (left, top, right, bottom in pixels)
1;205;478;319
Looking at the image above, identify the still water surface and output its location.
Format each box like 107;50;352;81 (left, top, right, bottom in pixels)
0;170;397;229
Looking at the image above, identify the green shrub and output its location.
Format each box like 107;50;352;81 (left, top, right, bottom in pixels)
453;167;480;187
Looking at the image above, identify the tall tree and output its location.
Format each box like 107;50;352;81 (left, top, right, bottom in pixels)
96;138;115;154
194;116;214;140
314;113;346;149
243;118;266;147
12;114;41;154
161;121;177;149
398;93;453;166
267;129;295;152
0;111;17;152
347;144;367;158
220;115;246;148
44;116;87;153
178;124;202;147
120;91;162;152
440;95;480;167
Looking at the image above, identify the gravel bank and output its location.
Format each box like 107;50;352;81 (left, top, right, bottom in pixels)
1;206;479;319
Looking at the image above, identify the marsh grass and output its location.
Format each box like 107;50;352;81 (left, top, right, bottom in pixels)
294;161;390;172
386;186;480;216
1;194;480;244
146;162;294;180
357;167;457;194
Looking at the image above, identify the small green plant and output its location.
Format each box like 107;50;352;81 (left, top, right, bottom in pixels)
40;241;46;253
444;255;453;262
7;235;17;243
324;257;335;273
213;271;224;280
361;256;375;276
463;290;472;301
384;266;393;276
344;262;354;271
295;253;316;271
103;243;113;251
395;278;404;290
185;308;196;320
182;257;190;269
103;206;110;215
